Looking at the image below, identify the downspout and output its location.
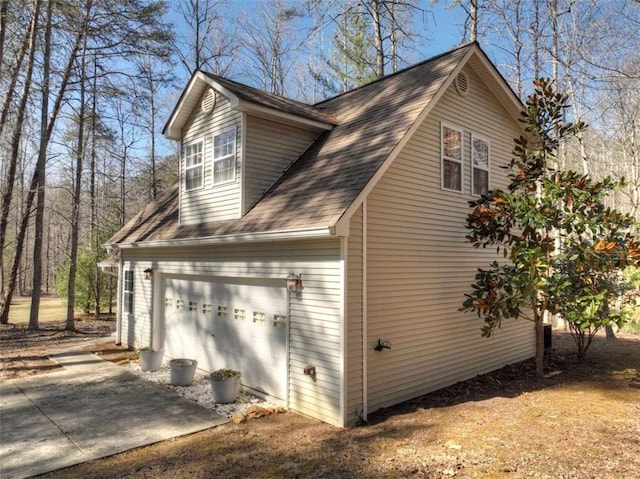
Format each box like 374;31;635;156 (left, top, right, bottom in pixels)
116;254;123;345
340;237;348;426
178;140;182;226
362;200;368;420
286;278;292;409
239;112;247;216
151;267;162;349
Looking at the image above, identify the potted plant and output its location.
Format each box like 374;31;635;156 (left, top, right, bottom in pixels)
138;347;164;372
209;368;241;403
170;358;198;386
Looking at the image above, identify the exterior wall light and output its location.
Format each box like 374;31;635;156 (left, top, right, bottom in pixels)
286;273;303;293
144;268;153;280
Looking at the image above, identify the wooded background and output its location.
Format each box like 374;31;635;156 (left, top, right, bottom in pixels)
1;0;638;327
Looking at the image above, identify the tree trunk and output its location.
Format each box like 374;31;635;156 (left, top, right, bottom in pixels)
66;36;89;331
90;56;101;318
535;312;545;379
0;0;8;68
150;73;157;200
470;0;478;42
0;0;40;303
371;0;384;78
603;302;616;340
0;168;38;324
29;0;53;330
548;0;559;89
0;0;32;140
532;1;541;79
389;1;397;73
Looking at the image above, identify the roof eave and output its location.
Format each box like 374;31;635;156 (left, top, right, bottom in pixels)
236;99;334;131
162;71;214;140
112;226;342;250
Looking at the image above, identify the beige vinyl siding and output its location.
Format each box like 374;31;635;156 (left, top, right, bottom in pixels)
365;65;535;413
119;239;343;426
120;260;153;348
345;205;364;425
180;93;242;225
243;115;319;213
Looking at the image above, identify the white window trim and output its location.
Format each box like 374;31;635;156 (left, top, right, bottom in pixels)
183;138;205;191
123;270;134;315
440;122;464;192
212;127;236;186
471;133;490;196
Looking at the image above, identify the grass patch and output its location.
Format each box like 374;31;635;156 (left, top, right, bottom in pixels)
7;296;69;325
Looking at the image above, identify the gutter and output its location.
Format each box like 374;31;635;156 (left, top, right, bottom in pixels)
235;99;334;132
109;226;341;250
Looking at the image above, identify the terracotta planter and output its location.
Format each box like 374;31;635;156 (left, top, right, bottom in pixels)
209;373;240;403
139;350;164;372
170;358;197;386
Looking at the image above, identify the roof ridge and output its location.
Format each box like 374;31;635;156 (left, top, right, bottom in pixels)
314;42;477;107
199;42;477;112
201;71;336;125
201;72;315;109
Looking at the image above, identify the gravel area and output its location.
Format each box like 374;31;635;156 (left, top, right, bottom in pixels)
122;363;276;418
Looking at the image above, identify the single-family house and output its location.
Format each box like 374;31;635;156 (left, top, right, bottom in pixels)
105;42;536;427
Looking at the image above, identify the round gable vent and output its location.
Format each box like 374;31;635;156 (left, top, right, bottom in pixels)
455;72;469;96
201;87;217;114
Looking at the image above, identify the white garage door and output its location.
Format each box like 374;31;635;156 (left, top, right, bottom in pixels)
163;276;288;400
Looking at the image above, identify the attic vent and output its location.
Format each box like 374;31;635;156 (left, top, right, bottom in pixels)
201;88;216;114
455;72;469;96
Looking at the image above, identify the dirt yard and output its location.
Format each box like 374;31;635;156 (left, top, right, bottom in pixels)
1;319;639;479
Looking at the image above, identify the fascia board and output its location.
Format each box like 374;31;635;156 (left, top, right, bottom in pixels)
114;226;337;249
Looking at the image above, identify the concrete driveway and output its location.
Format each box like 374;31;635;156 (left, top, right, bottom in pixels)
0;348;228;479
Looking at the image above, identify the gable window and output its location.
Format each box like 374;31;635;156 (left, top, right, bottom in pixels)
441;123;463;192
184;140;204;190
472;135;490;196
213;128;236;184
123;270;134;315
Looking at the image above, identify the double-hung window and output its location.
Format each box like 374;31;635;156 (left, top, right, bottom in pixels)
213;128;236;184
184;140;204;190
472;135;490;195
441;124;463;192
123;270;134;315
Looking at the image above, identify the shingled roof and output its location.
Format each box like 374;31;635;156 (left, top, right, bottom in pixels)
108;43;501;247
202;73;338;126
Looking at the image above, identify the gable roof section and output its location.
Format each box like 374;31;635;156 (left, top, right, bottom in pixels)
163;71;336;140
109;43;522;248
205;74;337;127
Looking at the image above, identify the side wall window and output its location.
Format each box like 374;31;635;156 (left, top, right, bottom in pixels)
471;135;490;196
213;128;236;185
123;270;134;315
441;123;463;192
184;140;204;190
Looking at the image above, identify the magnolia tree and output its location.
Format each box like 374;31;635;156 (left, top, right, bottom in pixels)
462;79;640;377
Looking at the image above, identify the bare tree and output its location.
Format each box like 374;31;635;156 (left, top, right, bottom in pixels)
134;55;175;200
236;0;302;96
171;0;234;77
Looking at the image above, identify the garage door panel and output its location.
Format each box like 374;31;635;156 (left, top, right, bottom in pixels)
163;276;287;399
